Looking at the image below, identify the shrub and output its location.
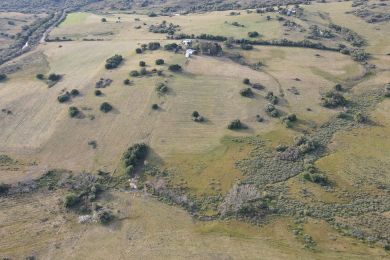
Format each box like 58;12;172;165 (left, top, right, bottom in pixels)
0;183;10;195
140;68;148;75
95;90;102;96
303;173;330;186
96;209;114;224
100;102;113;113
68;106;79;118
241;43;253;50
240;88;254;97
139;61;146;67
168;64;182;72
135;48;142;54
384;83;390;97
130;70;140;77
57;92;70;103
148;12;157;17
266;91;278;104
48;73;61;81
191;111;204;122
155;83;168;94
152;104;159;110
287;114;297;122
124;79;131;85
36;74;44;80
148;42;161;50
199;42;223;56
101;18;107;22
350;49;368;62
321;91;347;108
243;78;250;85
105;54;123;69
227;119;243;130
334;84;343;91
192;111;200;118
354;112;367;123
164;43;179;51
122;143;148;177
248;31;259;38
63;193;80;208
0;74;6;82
70;89;79;96
155;59;164;65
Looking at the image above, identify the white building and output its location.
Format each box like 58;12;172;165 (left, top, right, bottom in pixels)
185;49;195;58
182;39;192;47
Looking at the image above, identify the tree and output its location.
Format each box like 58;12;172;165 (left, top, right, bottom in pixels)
36;74;44;80
48;73;61;81
227;119;243;130
130;70;140;77
152;104;159;110
148;42;160;50
248;31;259;38
124;79;131;85
105;54;123;69
155;59;164;65
101;18;107;22
139;61;146;67
95;90;102;96
70;89;79;96
135;48;142;54
100;102;113;113
168;64;182;72
240;88;254;97
68;106;80;118
243;78;250;85
199;42;222;56
0;74;6;82
63;193;80;208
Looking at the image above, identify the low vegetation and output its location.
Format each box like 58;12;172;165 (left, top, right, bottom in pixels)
105;54;123;69
122;143;148;177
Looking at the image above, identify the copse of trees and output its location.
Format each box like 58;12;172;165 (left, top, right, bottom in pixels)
139;61;146;67
148;42;161;50
199;42;222;56
105;54;123;69
321;91;347;108
240;88;254;97
48;73;61;82
68;106;80;118
227;119;245;130
122;143;148;177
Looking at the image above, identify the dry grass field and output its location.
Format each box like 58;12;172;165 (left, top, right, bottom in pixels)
1;1;390;259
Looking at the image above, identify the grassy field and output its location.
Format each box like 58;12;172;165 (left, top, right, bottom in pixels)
1;1;390;258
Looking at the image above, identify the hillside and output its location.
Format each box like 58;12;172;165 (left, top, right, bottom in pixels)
0;0;389;259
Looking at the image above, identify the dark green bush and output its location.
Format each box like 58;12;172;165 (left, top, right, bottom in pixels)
122;143;148;177
57;92;70;103
266;91;278;104
241;44;253;50
105;54;123;69
48;73;61;81
334;84;343;91
68;106;79;118
248;31;259;38
130;70;140;77
70;89;79;96
155;83;168;94
168;64;182;72
152;104;159;110
95;90;102;96
124;79;131;85
148;42;161;50
139;61;146;67
227;119;243;130
100;102;113;113
136;48;142;54
321;91;347;108
101;18;107;22
243;78;250;85
63;193;80;208
240;88;254;97
0;183;10;195
155;59;164;65
36;74;44;80
0;74;7;82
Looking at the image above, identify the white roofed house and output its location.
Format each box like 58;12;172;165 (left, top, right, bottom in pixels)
185;49;195;58
182;39;192;47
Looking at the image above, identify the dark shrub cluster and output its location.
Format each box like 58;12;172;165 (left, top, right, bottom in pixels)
155;83;168;95
227;119;244;130
240;43;253;50
240;88;254;97
199;42;222;56
149;21;180;35
70;89;79;96
385;83;390;97
36;74;45;80
265;104;279;117
122;143;148;177
95;78;112;88
148;42;161;50
282;114;297;128
68;106;80;118
0;183;10;195
155;59;165;65
191;111;204;122
248;31;260;38
100;102;113;113
164;43;180;51
350;49;369;62
243;78;250;85
168;64;182;72
321;91;347;108
139;61;146;67
303;172;330;186
48;73;61;82
57;92;71;103
95;89;103;96
266;91;278;104
328;23;365;47
63;193;80;208
0;74;7;82
105;54;123;69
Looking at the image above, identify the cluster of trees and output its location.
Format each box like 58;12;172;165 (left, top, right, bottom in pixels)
308;25;334;39
168;64;182;72
329;23;365;47
199;42;222;56
155;83;168;95
227;119;245;130
68;106;80;118
281;114;297;128
57;89;79;103
240;88;254;97
122;143;148;177
149;21;180;35
321;91;347;108
105;54;123;69
266;91;278;105
248;31;260;38
350;49;369;62
135;42;161;54
164;42;180;51
265;104;279;117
